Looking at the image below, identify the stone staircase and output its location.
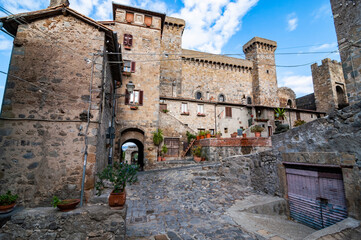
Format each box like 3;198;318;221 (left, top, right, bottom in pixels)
189;164;222;182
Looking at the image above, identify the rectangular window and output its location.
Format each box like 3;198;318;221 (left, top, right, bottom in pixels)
181;103;188;113
160;104;167;111
224;128;228;133
125;90;143;105
123;34;133;49
197;104;204;114
209;129;214;135
123;60;136;73
225;107;232;118
311;114;313;118
198;128;205;133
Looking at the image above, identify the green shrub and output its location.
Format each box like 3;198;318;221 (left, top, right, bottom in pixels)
294;119;306;127
250;125;264;133
186;131;196;143
0;191;18;206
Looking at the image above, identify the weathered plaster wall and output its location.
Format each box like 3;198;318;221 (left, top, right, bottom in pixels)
330;0;361;104
109;15;162;165
0;15;108;206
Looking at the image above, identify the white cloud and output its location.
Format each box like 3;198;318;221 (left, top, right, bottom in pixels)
312;4;332;20
310;42;337;51
279;74;314;97
172;0;259;54
286;13;298;32
0;36;12;51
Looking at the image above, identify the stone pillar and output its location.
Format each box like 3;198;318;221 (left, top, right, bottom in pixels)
49;0;69;7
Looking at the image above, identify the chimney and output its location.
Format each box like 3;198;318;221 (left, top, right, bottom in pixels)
49;0;70;7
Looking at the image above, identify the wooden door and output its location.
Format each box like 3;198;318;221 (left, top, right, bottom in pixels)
164;138;179;157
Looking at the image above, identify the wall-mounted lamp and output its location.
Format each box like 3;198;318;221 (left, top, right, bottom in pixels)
126;80;135;94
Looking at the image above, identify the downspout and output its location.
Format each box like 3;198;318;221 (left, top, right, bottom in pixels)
214;103;217;133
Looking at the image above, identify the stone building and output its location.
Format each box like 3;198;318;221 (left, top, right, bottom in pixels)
0;1;330;204
330;0;361;105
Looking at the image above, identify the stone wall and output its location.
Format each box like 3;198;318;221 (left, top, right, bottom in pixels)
0;15;110;206
296;93;316;110
218;150;282;196
330;0;361;104
160;17;185;97
277;87;296;108
0;206;126;239
312;58;347;113
200;137;272;162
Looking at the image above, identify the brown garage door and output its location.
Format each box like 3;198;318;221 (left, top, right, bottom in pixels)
164;138;179;157
286;166;347;230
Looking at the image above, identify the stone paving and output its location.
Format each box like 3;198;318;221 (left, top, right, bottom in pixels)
126;163;255;240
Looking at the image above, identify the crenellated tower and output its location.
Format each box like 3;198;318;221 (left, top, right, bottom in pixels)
243;37;279;106
160;16;185;97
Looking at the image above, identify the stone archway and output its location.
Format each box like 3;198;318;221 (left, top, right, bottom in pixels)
120;128;145;170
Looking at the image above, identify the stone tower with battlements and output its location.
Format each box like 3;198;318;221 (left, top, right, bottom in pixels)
160;17;185;97
311;58;348;113
243;37;279;107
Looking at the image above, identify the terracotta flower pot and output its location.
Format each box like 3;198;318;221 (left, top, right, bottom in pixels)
200;136;205;139
255;132;261;137
196;136;200;140
194;156;202;162
242;133;247;138
206;134;211;138
0;202;16;214
231;133;237;138
56;199;80;212
109;190;126;209
216;134;221;139
158;156;162;162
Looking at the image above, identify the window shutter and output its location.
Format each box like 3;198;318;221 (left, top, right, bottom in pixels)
139;90;143;105
125;90;129;105
226;107;232;117
128;34;133;47
123;34;129;46
131;61;136;73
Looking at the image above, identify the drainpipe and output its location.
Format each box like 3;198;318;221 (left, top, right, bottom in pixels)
214;103;217;132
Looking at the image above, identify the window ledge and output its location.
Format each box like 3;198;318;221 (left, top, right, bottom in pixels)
122;72;131;76
197;113;206;117
181;112;189;115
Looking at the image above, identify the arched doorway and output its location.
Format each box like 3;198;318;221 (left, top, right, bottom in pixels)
121;139;144;170
119;128;145;170
336;86;347;109
287;99;292;108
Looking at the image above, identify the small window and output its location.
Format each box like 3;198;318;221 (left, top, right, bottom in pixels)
209;129;214;135
247;97;252;105
225;107;232;118
123;60;136;73
224;128;228;133
196;91;202;100
219;94;225;102
181;103;188;113
125;89;143;105
126;12;134;23
123;34;133;49
198;128;205;133
311;114;313;118
287;99;292;108
197;104;204;114
266;70;269;74
160;104;167;111
206;91;210;100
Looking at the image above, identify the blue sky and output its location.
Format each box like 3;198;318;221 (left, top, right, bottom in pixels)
0;0;340;108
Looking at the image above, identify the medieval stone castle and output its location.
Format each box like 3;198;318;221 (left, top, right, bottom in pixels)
0;0;349;205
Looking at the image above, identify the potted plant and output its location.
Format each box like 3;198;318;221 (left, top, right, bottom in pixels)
130;106;138;110
192;146;202;162
250;125;264;137
215;131;222;139
199;131;206;139
51;196;80;212
242;133;247;138
231;132;238;138
161;144;168;161
294;119;306;127
0;191;18;214
205;130;211;138
95;162;138;208
186;131;196;143
162;109;169;113
274;108;287;121
152;129;163;162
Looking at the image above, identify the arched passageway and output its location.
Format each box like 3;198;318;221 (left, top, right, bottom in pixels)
336;86;347;109
121;139;144;170
119;128;145;170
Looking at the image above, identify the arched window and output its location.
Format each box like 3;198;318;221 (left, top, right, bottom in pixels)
247;97;252;105
195;91;202;100
218;94;225;102
287;99;292;108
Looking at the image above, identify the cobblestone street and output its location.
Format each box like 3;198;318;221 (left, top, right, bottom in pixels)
126;163;255;240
